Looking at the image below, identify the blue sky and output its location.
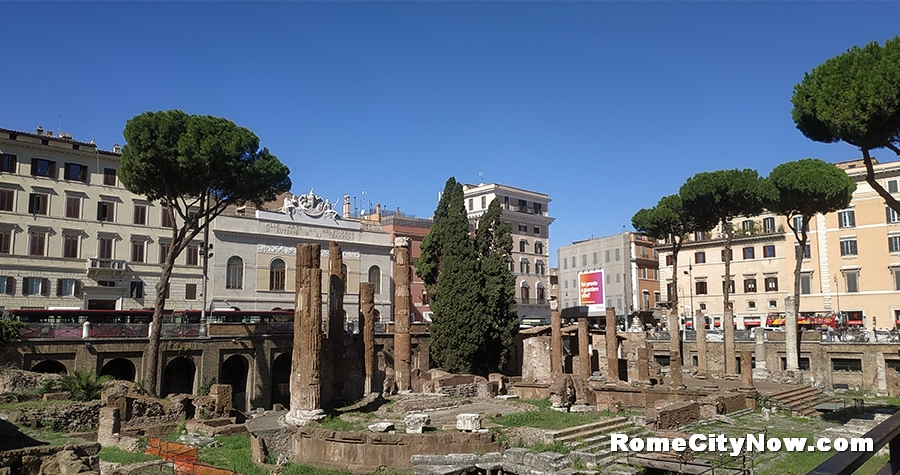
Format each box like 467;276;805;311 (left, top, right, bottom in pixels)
3;2;898;266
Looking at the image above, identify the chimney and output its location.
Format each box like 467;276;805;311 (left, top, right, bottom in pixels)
36;125;43;135
113;144;121;154
45;130;53;137
343;195;350;218
90;139;96;145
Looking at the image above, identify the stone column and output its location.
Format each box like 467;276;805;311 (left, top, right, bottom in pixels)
724;308;737;375
740;350;753;390
637;347;651;385
753;327;770;380
668;307;683;389
360;282;376;395
696;309;708;375
286;243;325;426
877;352;888;395
393;237;412;392
784;296;800;374
578;317;591;383
550;300;562;374
606;307;618;383
328;242;345;399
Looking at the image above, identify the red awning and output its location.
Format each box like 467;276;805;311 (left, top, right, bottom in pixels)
713;321;721;327
744;321;761;326
848;319;864;325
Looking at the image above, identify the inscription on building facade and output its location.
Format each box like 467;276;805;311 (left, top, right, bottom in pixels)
263;222;355;241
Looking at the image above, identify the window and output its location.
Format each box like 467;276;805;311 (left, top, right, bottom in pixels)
695;251;705;264
163;282;170;299
520;286;530;302
30;158;55;178
890;180;899;194
563;258;567;270
615;249;620;261
894;269;900;292
640;267;648;278
533;202;542;214
103;168;117;186
665;254;674;266
28;193;48;215
185;283;197;300
368;265;381;294
63;163;88;182
0;230;10;254
616;273;621;283
891;236;900;253
721;249;733;262
23;277;49;296
537;286;545;301
889;207;900;224
535;242;543;254
521;260;530;274
226;256;243;289
782;358;811;371
28;231;46;256
0;154;16;173
605;250;610;263
744;279;757;293
503;196;509;209
796;243;812;259
97;201;115;222
65;196;80;219
270;259;286;291
535;261;544;275
832;358;862;372
592;252;597;265
517;199;527;211
582;254;587;266
607;274;611;284
161;205;173;228
130;281;144;299
564;280;568;289
159;242;171;264
742;247;755;259
838;209;855;228
742;220;753;231
0;189;12;212
570;256;575;268
800;272;813;294
765;277;778;291
840;239;858;257
57;279;77;297
186;245;199;266
763;245;776;258
695;231;707;241
763;217;775;233
769;300;778;309
519;241;526;253
533;226;540;235
468;198;473;211
696;281;708;295
98;237;113;259
63;234;79;258
793;215;803;232
723;280;735;294
845;271;859;293
518;224;527;233
133;204;147;225
747;300;756;310
481;196;486;209
98;280;116;287
131;241;145;263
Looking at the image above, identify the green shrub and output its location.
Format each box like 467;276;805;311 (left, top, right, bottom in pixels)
37;378;58;395
59;369;112;402
198;377;217;396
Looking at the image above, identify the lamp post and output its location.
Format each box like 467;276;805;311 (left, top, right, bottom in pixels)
683;264;694;331
834;274;841;325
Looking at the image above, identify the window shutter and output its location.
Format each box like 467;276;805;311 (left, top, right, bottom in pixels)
56;279;63;297
5;277;14;295
74;280;83;297
22;277;29;295
28;194;36;214
97;202;104;221
8;155;15;171
49;161;56;179
80;166;87;182
41;278;50;296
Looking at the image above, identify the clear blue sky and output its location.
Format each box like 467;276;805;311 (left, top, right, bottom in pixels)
3;2;898;267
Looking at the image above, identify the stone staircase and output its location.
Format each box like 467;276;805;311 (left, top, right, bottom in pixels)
547;417;650;474
768;386;841;417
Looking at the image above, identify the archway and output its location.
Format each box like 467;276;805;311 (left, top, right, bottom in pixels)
162;357;195;397
31;360;67;374
220;355;249;412
271;353;291;409
99;358;135;381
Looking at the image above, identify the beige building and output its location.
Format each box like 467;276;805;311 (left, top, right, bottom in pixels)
0;126;204;311
462;183;554;322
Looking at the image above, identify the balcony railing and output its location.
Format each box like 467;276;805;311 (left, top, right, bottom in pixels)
86;258;127;277
808;409;900;475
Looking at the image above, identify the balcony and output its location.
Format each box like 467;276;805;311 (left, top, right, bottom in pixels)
86;258;127;278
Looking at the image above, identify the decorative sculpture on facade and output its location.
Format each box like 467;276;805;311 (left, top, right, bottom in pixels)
281;189;342;222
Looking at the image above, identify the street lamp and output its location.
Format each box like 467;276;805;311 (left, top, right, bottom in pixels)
683;264;694;330
834;274;841;324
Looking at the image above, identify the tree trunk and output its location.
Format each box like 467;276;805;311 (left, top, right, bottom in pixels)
723;223;736;375
144;254;176;397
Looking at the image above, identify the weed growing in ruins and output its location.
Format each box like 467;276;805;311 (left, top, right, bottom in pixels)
38;378;58;395
99;447;159;464
198;377;217;396
490;399;603;430
569;454;585;470
59;369;112;401
167;420;186;442
523;439;571;454
318;414;364;431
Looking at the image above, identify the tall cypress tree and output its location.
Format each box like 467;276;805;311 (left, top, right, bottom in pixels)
475;198;519;372
416;178;487;374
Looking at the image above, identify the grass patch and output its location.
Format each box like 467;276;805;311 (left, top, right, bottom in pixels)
99;446;159;464
21;427;69;446
199;434;270;475
281;464;352;475
490;398;604;430
522;439;571;454
318;414;365;431
0;399;65;413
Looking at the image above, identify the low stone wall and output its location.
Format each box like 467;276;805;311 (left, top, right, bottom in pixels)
648;401;700;430
0;440;100;475
411;448;571;475
6;400;104;432
511;382;549;400
292;426;500;472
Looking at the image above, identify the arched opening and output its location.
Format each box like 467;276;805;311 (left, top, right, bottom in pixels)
99;358;136;381
162;357;195;397
220;355;249;412
368;266;381;294
271;353;291;409
31;360;67;375
226;256;243;289
270;259;286;291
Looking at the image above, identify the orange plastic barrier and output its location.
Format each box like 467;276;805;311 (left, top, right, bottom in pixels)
145;437;240;475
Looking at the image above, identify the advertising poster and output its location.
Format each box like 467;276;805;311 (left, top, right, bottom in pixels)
578;270;606;312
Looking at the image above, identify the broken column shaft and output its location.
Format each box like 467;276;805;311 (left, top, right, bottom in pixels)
393;237;412;392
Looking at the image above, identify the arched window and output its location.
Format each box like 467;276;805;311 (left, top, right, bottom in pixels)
270;259;286;291
226;256;243;289
537;284;545;302
520;283;530;303
341;263;348;292
535;260;544;275
519;240;527;253
368;265;381;294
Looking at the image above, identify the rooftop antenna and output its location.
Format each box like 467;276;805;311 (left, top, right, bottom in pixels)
58;114;61;137
478;171;484;185
361;185;368;215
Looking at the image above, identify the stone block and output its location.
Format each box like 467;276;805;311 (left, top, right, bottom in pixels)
455;413;482;431
43;392;70;401
251;434;267;464
404;413;430;434
368;422;394;432
503;448;528;465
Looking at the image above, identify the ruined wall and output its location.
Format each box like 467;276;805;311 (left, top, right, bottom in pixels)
647;401;700;430
292;427;500;472
522;337;552;383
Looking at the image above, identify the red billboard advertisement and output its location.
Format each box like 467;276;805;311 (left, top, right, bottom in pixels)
578;270;606;312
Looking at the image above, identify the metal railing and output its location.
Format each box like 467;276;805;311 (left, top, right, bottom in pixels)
808;409;900;475
86;258;126;270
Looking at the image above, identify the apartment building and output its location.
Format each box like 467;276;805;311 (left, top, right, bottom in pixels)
0;126;204;311
557;232;660;319
462;183;554;322
378;213;434;323
656;213;790;329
